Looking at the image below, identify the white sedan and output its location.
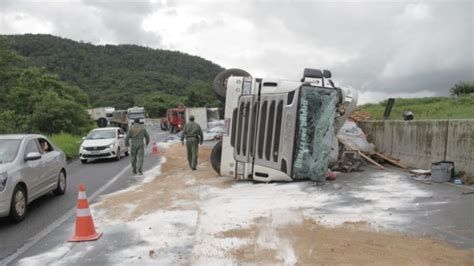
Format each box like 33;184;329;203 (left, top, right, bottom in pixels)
79;127;128;163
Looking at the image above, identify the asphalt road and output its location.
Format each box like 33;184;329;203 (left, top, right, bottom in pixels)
0;123;169;261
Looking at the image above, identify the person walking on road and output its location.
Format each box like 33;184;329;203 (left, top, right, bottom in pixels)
126;119;150;175
181;115;203;170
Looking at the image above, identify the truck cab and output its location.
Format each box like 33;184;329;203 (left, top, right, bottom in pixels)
127;107;147;128
211;68;357;182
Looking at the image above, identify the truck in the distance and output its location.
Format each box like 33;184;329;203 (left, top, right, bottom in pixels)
160;105;186;133
109;107;147;132
210;68;357;182
87;107;115;127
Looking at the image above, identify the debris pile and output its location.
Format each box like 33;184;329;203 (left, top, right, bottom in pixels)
337;117;407;171
460;171;474;185
332;151;365;173
349;109;372;122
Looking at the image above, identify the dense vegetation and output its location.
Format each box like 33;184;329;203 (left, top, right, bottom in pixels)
360;94;474;120
0;37;93;135
4;34;224;114
450;81;474;96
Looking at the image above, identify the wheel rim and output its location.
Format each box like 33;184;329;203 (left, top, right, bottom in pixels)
59;172;66;191
15;190;26;216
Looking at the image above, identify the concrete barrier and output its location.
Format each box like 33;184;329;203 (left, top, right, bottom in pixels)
359;119;474;173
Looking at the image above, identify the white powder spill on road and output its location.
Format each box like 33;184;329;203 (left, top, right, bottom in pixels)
17;246;72;266
143;156;166;183
17;165;443;265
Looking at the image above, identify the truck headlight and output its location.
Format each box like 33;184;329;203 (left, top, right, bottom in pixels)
0;172;8;192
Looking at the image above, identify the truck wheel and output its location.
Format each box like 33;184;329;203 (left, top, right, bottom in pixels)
211;141;222;175
213;69;250;102
97;117;108;128
160;122;168;131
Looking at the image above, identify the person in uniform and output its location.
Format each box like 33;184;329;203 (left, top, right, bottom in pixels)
125;119;150;175
181;115;204;170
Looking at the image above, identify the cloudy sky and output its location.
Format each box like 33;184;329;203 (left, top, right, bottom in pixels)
0;0;472;103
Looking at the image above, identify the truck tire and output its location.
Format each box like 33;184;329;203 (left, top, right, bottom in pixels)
211;141;222;175
160;121;169;131
96;117;108;128
213;69;250;102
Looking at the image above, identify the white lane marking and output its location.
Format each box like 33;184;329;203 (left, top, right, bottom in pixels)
1;165;131;265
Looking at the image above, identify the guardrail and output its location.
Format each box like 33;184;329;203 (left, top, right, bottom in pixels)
359;119;474;173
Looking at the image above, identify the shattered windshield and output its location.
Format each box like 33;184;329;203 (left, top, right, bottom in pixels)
0;139;21;163
86;129;116;140
292;86;338;181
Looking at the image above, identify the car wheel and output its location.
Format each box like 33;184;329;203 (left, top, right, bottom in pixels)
125;149;129;156
115;147;121;161
53;170;66;195
211;141;222;175
10;185;27;223
80;159;87;164
213;69;250;102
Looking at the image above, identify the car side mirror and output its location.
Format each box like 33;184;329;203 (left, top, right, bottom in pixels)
25;152;42;161
81;137;86;141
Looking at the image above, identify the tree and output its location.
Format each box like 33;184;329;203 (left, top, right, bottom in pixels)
135;92;186;117
185;81;221;108
450;81;474;96
30;91;91;134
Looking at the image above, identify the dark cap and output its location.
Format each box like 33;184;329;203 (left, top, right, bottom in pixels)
189;115;195;121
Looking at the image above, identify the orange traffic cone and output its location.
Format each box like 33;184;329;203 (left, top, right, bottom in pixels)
69;184;102;242
151;142;159;156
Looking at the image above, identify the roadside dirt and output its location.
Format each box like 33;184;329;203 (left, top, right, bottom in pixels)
95;142;473;265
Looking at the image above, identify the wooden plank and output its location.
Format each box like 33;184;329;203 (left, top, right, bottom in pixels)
379;152;400;162
375;152;408;169
358;151;385;170
338;137;384;170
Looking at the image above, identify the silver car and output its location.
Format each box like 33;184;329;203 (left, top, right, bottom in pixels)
0;134;67;222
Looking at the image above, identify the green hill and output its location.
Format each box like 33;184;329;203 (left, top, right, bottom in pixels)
3;34;224;109
360;94;474;120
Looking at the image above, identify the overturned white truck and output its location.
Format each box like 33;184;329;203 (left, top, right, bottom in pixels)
210;68;358;182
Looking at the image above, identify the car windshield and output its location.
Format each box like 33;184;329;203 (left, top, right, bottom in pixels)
128;112;145;120
86;129;116;139
0;139;21;163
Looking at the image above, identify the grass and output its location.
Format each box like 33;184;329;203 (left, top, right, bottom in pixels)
360;94;474;120
49;133;82;160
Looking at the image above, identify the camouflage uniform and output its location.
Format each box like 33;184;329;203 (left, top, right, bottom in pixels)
125;123;150;174
181;121;204;170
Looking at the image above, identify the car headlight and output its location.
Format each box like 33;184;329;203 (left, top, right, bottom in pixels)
0;172;8;192
108;144;115;149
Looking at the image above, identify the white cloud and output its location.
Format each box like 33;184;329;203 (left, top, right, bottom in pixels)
0;0;472;104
